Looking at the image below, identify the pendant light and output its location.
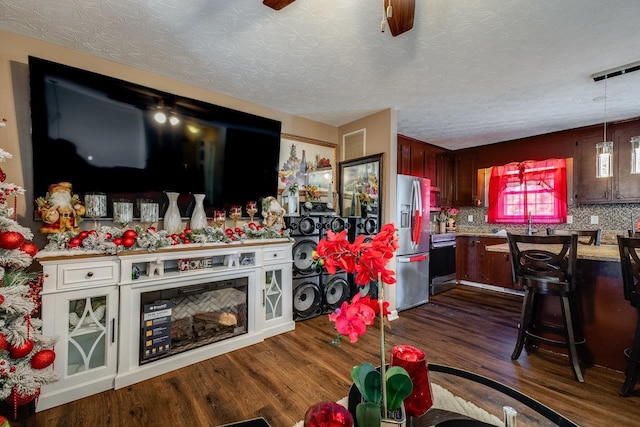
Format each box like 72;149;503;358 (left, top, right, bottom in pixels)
595;76;613;178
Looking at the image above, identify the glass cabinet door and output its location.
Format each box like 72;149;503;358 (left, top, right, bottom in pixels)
53;286;118;384
264;269;283;321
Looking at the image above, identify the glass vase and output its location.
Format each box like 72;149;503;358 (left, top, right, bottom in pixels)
304;401;353;427
163;192;182;234
190;194;207;230
390;345;433;418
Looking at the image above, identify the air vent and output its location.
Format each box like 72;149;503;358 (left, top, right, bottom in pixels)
592;61;640;81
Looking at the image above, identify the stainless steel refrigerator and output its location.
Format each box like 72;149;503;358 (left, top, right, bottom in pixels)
395;174;431;311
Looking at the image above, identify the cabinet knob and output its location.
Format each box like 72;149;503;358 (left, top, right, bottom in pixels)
273;253;278;257
86;271;94;278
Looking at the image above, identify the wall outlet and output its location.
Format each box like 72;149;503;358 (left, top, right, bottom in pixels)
566;215;573;224
590;215;599;225
468;215;473;222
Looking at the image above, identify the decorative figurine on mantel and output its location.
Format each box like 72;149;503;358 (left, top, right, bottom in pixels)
261;196;286;230
35;182;86;234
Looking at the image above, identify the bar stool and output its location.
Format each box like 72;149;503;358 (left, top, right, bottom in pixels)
507;232;587;382
617;235;640;396
546;228;602;246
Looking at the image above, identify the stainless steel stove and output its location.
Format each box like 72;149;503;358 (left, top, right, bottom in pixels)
429;233;457;295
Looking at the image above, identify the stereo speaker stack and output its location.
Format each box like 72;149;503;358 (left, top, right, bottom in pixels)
286;214;354;321
347;216;381;299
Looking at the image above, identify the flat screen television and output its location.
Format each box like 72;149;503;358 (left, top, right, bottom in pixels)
28;56;282;219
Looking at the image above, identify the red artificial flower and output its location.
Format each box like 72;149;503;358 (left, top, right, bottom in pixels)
329;293;377;343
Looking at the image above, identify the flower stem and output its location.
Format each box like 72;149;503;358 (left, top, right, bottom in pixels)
379;273;387;418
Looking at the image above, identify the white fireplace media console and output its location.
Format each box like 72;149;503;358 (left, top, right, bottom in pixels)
36;239;294;411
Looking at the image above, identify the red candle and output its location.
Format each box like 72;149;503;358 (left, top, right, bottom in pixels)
391;345;433;417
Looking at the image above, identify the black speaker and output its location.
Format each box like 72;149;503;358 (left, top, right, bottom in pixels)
293;274;322;321
320;216;351;236
348;217;379;241
321;270;351;313
285;215;322;238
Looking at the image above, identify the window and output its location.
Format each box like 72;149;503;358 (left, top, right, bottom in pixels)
487;159;567;224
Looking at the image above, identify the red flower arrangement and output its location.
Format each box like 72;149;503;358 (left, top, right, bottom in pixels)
313;224;412;427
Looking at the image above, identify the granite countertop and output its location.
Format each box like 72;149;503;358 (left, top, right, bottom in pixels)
485;242;620;263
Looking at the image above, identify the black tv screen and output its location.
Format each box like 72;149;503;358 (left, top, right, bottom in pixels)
28;56;282;218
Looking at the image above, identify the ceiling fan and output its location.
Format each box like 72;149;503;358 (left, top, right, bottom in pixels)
262;0;415;36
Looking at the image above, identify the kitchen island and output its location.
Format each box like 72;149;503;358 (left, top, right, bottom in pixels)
486;241;634;372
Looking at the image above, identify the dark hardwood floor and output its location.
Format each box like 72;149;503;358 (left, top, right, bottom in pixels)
4;285;639;426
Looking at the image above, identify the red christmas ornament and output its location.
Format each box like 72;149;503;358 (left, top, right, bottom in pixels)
123;229;137;239
0;231;25;250
68;237;82;248
122;237;135;248
9;339;34;358
19;241;39;257
30;349;56;369
0;334;7;351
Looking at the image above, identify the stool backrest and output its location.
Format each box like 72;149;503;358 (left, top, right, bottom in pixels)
507;233;578;291
546;228;602;246
617;236;640;306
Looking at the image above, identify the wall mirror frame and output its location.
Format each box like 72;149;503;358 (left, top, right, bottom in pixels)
339;153;383;220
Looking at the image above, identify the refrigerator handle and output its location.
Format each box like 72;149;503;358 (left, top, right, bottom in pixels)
397;254;428;263
412;181;423;247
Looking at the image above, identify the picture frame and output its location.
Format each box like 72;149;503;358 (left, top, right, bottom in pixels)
339;153;383;220
277;134;337;197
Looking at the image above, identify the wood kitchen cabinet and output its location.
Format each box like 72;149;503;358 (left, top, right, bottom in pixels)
397;135;448;186
481;237;517;289
456;235;517;289
575;121;640;204
436;153;454;206
453;153;476;206
456;236;481;282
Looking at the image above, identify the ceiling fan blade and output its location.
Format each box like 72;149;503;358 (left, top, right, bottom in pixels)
385;0;415;36
263;0;296;10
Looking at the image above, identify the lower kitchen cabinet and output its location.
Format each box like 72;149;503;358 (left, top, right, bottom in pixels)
456;235;517;289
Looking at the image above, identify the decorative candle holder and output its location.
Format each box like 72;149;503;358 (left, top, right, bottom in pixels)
304;401;353;427
214;210;226;228
113;200;133;228
139;200;159;228
390;344;433;418
246;201;258;224
84;192;107;229
229;205;242;229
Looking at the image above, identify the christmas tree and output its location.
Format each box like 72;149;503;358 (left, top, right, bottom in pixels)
0;146;58;418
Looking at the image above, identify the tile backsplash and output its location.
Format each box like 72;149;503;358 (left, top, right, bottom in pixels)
455;203;640;244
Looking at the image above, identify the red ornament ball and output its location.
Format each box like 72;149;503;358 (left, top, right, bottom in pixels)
123;229;137;239
19;241;39;257
0;334;8;351
9;340;34;359
113;237;123;246
68;237;82;248
31;349;56;369
122;237;135;248
78;231;89;240
0;231;25;250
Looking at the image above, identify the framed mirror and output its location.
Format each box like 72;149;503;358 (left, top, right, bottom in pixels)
339;153;383;220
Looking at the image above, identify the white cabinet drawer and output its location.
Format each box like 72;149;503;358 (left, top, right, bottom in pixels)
58;261;119;289
263;248;289;264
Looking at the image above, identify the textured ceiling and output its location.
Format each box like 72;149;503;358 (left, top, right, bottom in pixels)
1;0;640;150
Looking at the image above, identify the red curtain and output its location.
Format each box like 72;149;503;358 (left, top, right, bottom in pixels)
487;158;567;224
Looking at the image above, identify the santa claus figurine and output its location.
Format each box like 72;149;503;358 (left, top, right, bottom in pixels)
35;182;86;234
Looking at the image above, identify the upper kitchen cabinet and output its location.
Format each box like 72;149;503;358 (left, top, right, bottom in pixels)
397;135;447;184
575;121;640;204
436;153;454;207
453;153;476;206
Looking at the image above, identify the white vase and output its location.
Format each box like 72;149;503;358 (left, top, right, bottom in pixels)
287;194;298;214
190;194;207;230
163;192;182;234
